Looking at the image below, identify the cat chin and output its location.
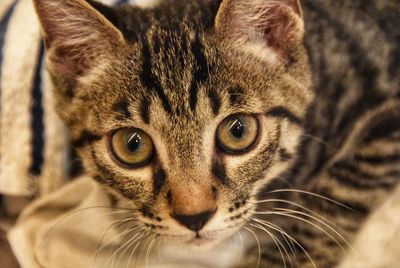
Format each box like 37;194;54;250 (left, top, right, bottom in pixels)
164;227;239;250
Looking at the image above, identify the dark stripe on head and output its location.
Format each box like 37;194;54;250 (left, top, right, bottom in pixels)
140;39;173;114
189;31;210;111
72;130;102;148
208;89;221;115
0;1;18;112
140;97;151;124
153;168;167;195
228;87;246;107
265;107;303;125
113;99;132;120
29;43;45;176
152;33;161;55
212;161;230;186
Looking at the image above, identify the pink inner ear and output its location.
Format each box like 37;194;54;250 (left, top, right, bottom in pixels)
262;5;300;61
34;0;125;90
282;0;302;17
256;4;301;61
216;0;304;65
48;43;93;88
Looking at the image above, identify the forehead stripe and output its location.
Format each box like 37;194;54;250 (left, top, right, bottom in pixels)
140;40;173;114
140;96;151;124
189;31;211;111
228;86;246;107
208;88;221;115
265;106;303;126
113;99;132;120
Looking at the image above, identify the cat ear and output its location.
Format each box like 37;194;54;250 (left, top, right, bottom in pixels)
215;0;304;66
33;0;125;87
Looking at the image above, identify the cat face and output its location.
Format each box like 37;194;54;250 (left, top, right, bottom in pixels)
34;0;312;246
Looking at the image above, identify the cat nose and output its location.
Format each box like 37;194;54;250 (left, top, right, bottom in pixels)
172;210;216;232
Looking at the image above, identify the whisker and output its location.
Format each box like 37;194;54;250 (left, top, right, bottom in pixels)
156;239;163;261
243;227;261;268
251;218;316;268
237;231;245;263
38;206;137;252
115;228;145;267
145;237;156;268
273;208;355;254
301;133;333;149
233;232;244;264
250;223;289;268
252;217;296;258
93;217;136;267
128;242;143;268
260;210;348;254
267;189;355;211
108;228;143;268
251;198;343;234
126;233;147;268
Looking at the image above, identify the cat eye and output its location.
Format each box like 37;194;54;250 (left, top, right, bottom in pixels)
216;114;259;154
109;128;154;168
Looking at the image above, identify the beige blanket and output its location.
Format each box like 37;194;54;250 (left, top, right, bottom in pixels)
9;175;400;268
9;176;244;268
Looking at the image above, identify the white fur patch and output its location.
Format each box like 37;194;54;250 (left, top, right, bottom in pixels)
134;0;162;9
241;42;281;66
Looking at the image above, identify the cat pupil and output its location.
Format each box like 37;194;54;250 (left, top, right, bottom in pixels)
230;119;245;139
126;133;141;152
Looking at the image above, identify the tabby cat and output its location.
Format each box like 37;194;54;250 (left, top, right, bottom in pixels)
29;0;400;267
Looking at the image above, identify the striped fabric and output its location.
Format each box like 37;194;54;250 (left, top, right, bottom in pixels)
0;0;133;197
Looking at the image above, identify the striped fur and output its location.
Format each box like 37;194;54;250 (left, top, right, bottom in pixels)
250;1;400;267
1;0;399;267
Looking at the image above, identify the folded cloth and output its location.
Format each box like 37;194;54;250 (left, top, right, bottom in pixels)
10;175;400;268
0;0;67;197
0;0;137;198
337;184;400;268
9;176;243;268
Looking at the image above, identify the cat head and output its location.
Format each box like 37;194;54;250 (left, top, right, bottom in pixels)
33;0;312;246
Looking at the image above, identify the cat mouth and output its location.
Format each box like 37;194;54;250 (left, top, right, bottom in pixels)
164;229;235;247
157;229;229;246
155;223;243;247
186;235;216;246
